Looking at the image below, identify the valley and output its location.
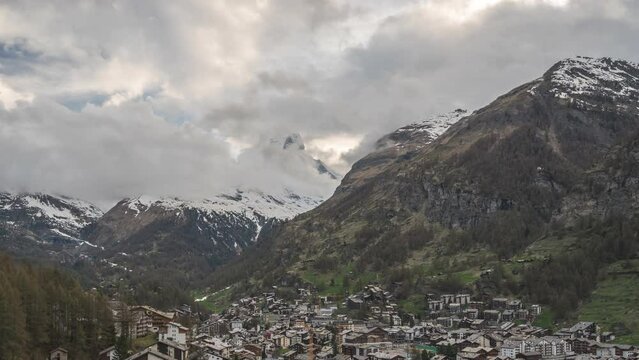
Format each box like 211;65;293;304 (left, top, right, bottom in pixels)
1;56;639;359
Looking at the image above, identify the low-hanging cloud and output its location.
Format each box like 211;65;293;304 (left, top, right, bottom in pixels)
0;99;337;209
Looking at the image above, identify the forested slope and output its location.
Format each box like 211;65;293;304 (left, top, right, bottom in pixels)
0;253;115;359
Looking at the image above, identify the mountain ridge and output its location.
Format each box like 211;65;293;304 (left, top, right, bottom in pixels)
206;57;639;322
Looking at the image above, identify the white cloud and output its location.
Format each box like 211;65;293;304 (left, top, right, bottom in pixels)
0;79;33;110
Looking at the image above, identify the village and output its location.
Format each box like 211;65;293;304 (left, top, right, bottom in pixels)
49;284;637;360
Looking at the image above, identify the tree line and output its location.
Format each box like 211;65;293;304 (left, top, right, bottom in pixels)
0;253;115;359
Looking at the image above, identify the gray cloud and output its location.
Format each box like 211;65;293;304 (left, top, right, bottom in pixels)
0;99;336;209
1;0;639;205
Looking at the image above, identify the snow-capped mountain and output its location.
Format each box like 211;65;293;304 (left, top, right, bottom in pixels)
374;109;468;151
0;192;103;243
77;188;326;288
123;189;323;222
338;109;469;193
547;56;639;101
73;134;341;286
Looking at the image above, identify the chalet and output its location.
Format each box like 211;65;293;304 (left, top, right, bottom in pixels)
289;342;308;354
463;333;493;348
124;348;173;360
455;294;471;306
568;338;595;354
367;351;407;360
599;331;615;343
347;296;365;310
437;317;454;328
282;349;297;360
173;304;192;317
49;348;68;360
382;328;400;342
429;300;445;312
514;352;542;360
516;310;529;321
468;301;485;310
587;342;637;357
316;349;335;360
456;346;499;360
190;336;232;358
342;342;393;357
484;333;504;348
499;322;515;332
273;334;292;348
507;300;522;311
151;339;188;360
502;310;515;322
464;309;479;320
195;351;230;360
469;319;486;330
492;298;508;310
441;294;456;305
483;310;501;324
366;327;389;341
567;322;597;338
500;340;523;358
243;344;263;357
232;348;260;360
530;305;542;316
231;319;244;331
129;305;175;337
459;319;474;329
159;321;189;345
201;319;230;337
98;346;116;360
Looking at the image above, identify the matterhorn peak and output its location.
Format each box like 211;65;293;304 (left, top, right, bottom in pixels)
282;133;305;150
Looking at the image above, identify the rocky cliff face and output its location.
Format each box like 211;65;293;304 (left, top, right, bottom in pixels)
558;132;639;224
330;57;639;230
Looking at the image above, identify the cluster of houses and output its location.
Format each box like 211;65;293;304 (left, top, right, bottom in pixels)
47;284;638;360
96;303;191;360
425;294;542;329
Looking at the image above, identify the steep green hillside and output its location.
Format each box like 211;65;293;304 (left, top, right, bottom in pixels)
578;260;639;345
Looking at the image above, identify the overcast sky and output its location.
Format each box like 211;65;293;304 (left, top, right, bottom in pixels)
1;0;639;207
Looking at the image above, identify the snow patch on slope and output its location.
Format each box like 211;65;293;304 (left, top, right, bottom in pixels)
1;192;103;232
549;56;639;101
376;109;468;151
124;188;322;222
398;108;468;138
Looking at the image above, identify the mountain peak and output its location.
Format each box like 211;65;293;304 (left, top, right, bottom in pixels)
0;191;103;243
375;108;468;151
282;133;305;150
269;132;340;180
545;56;639;101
